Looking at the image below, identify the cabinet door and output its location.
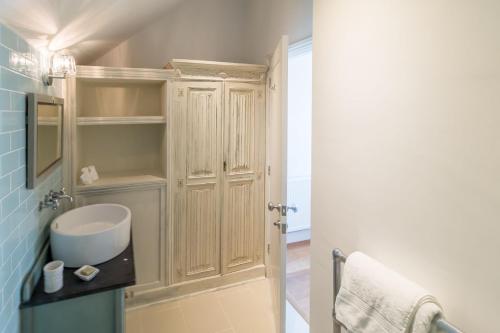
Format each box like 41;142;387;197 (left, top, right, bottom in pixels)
75;184;166;293
171;81;223;283
222;82;266;274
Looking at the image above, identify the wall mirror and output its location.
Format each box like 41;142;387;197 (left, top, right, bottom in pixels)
27;93;64;189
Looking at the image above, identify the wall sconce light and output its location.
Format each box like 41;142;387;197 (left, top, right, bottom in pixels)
42;52;76;86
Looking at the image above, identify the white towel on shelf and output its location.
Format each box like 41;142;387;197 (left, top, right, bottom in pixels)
88;165;99;181
80;167;93;185
335;252;443;333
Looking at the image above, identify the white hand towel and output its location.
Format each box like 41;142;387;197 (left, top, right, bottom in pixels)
335;252;443;333
88;165;99;181
80;167;93;185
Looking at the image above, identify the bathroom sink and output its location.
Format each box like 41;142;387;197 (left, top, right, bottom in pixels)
50;204;131;268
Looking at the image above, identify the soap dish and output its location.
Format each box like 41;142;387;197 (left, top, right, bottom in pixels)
74;265;100;281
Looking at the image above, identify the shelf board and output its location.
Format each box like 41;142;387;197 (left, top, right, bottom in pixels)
76;65;172;82
77;116;166;126
76;172;167;191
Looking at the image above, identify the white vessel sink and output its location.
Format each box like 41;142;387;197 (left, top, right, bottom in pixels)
50;204;131;268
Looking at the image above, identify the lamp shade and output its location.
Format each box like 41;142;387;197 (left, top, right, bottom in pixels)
51;53;76;76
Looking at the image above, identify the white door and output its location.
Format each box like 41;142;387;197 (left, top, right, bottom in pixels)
267;35;289;333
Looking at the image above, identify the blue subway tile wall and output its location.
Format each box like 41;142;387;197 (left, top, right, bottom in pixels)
0;23;63;333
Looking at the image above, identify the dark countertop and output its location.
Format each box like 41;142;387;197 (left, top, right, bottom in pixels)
21;241;136;308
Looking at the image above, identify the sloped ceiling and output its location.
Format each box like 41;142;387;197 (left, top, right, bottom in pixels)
0;0;183;64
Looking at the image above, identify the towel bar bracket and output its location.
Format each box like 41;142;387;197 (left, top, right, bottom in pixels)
332;249;346;333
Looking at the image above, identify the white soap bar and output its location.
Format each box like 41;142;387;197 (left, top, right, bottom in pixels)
74;265;99;281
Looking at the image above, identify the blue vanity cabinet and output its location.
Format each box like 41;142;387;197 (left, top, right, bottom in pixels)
24;289;124;333
21;242;135;333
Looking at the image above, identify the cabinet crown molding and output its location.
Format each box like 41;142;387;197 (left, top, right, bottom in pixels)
76;60;268;83
165;59;268;82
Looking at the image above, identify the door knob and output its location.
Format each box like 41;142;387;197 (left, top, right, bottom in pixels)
268;202;282;212
268;202;296;216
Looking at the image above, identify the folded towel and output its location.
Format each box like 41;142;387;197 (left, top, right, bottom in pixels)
80;167;93;185
335;252;442;333
88;165;99;181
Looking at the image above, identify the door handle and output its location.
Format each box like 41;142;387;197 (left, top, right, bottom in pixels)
268;202;295;216
268;202;288;234
287;204;298;213
273;220;287;234
268;202;282;212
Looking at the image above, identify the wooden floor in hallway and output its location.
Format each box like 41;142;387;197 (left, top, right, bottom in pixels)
286;240;311;322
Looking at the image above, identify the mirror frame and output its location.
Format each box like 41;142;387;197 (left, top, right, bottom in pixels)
27;93;64;189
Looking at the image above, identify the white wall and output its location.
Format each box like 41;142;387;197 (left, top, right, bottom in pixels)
243;0;313;63
91;0;313;67
287;41;312;234
311;1;500;332
92;0;248;67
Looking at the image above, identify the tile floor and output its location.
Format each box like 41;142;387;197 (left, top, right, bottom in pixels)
126;279;276;333
126;279;309;333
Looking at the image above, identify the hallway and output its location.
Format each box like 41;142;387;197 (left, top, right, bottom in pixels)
287;241;311;322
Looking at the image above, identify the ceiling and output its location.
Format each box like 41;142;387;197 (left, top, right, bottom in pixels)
0;0;182;64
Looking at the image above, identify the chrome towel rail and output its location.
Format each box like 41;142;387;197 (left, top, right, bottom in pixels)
332;248;464;333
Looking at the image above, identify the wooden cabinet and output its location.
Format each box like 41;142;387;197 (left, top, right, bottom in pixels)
66;67;170;295
67;62;268;307
75;184;166;293
170;81;266;282
70;68;169;191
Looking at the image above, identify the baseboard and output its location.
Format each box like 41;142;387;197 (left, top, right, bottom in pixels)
287;229;310;243
126;265;266;310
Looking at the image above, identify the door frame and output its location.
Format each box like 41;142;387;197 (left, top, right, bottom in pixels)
265;35;289;333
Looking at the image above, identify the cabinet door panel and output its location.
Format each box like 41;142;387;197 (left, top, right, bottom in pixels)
227;89;255;175
185;183;218;276
171;82;222;283
224;179;255;268
187;88;219;179
75;185;165;292
222;83;266;273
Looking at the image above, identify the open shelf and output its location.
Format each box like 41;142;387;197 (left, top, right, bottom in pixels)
76;124;166;190
76;171;167;191
73;73;168;192
76;79;165;118
77;116;166;126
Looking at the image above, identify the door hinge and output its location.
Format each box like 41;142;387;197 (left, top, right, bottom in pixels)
267;166;271;175
223;161;227;172
267;243;271;254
